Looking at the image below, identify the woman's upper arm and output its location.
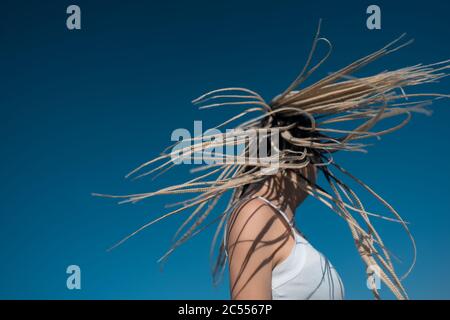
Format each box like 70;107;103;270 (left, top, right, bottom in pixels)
226;201;286;300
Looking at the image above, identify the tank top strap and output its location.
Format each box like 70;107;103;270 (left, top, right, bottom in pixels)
223;195;299;258
256;196;307;241
255;196;296;232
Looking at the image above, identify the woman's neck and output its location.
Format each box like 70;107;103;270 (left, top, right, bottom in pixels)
244;169;312;220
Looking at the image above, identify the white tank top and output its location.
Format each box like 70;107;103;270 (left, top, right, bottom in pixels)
225;196;345;300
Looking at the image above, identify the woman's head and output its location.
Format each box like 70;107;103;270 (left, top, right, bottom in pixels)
240;166;316;210
238;110;320;205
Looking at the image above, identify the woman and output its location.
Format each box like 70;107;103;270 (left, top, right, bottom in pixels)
96;22;449;300
225;167;346;299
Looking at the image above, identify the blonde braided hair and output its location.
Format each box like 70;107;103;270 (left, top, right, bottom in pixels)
95;21;450;299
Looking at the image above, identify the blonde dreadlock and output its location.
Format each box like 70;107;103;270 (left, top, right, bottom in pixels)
94;21;450;300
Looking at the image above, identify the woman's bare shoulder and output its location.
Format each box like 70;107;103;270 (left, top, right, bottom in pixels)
227;197;289;242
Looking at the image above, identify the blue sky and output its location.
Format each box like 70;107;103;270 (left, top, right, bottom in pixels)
0;0;449;299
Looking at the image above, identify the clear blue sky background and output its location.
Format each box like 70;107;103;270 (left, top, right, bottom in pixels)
1;0;449;299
